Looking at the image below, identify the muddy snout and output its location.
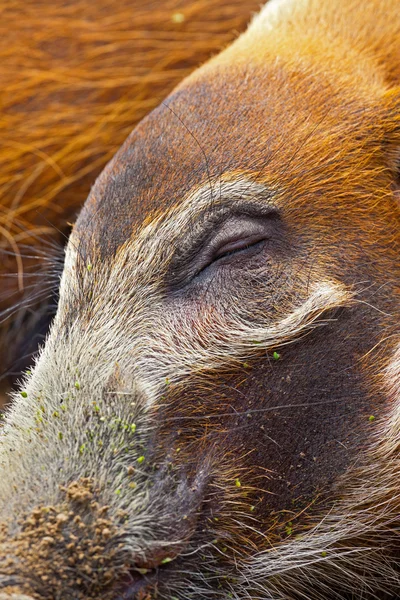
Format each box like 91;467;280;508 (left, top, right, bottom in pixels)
0;455;211;600
0;594;36;600
0;336;249;600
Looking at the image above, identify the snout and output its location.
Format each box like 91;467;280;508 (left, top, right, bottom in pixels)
0;285;258;600
0;595;36;600
0;450;215;600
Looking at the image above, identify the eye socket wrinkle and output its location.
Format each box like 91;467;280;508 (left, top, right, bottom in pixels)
194;237;269;280
166;199;281;289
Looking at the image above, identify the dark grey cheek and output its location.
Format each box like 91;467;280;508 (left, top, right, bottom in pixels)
159;299;387;527
231;312;378;511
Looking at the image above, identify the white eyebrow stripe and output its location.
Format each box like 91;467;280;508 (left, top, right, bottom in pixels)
173;177;275;223
63;177;273;280
114;177;277;270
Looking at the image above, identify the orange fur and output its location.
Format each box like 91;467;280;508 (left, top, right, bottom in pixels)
0;0;259;379
1;2;400;598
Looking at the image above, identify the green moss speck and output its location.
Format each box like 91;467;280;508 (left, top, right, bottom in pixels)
285;522;293;536
171;12;185;23
235;478;241;488
137;456;145;464
273;351;280;360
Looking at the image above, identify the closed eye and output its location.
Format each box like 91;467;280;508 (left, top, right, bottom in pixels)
213;234;268;261
166;199;282;290
198;236;267;275
192;214;277;278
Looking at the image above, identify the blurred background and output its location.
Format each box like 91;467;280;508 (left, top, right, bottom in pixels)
0;0;260;407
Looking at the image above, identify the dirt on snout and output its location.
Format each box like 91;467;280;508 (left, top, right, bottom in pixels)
0;479;129;600
0;592;36;600
0;587;33;600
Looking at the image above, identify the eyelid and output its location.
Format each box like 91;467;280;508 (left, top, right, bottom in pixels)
193;214;275;276
213;225;271;260
174;200;276;262
166;202;280;289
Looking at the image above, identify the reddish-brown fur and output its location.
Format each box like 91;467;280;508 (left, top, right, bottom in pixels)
75;0;400;528
1;1;400;599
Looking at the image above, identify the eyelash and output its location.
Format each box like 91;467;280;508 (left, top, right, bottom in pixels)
167;208;281;290
215;238;266;261
194;238;267;279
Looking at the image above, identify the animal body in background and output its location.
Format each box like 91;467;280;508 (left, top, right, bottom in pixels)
0;0;258;383
1;0;400;599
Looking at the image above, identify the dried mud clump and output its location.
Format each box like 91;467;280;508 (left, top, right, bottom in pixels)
0;479;129;600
